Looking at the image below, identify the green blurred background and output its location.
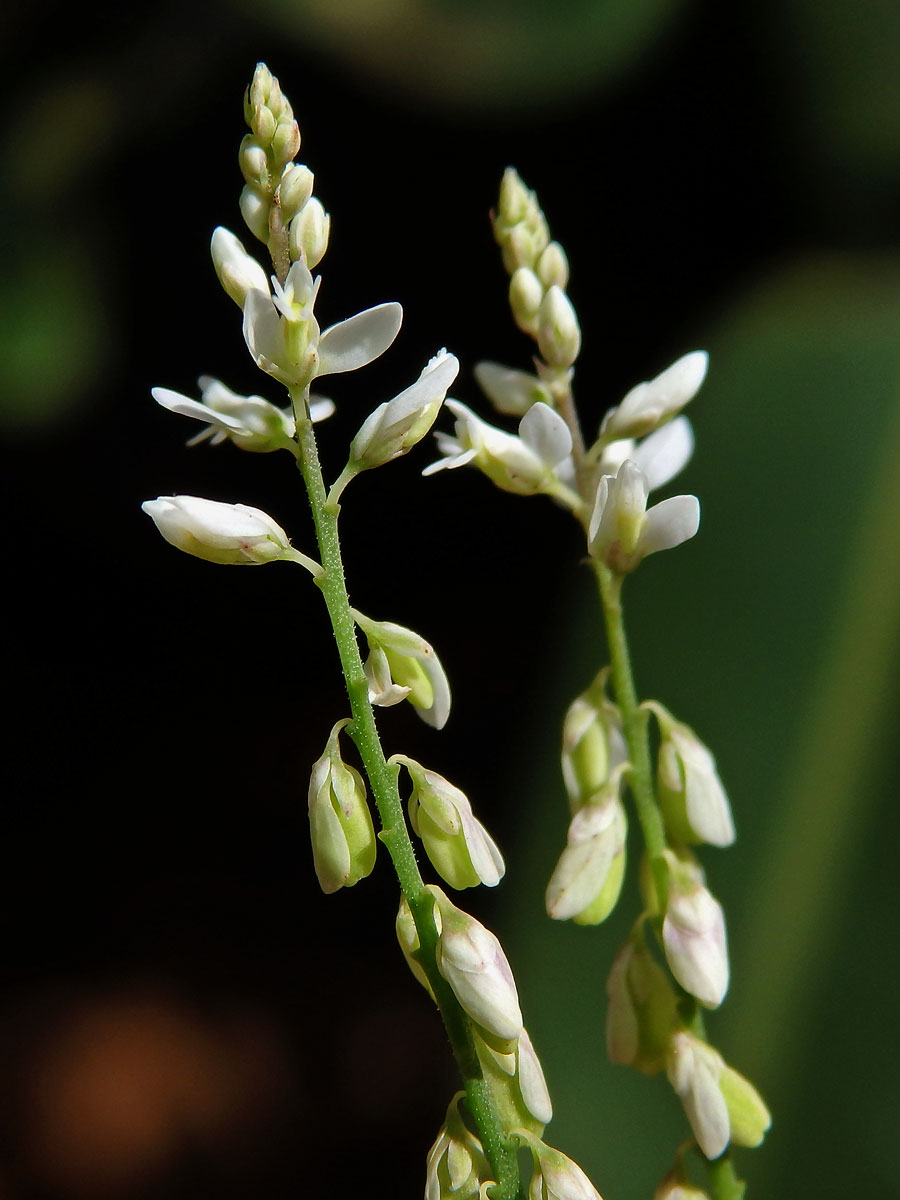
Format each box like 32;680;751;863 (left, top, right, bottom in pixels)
3;1;900;1197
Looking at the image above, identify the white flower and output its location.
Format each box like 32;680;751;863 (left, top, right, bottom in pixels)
647;702;735;848
425;400;575;503
515;1132;604;1200
600;351;708;439
666;1032;771;1160
141;495;291;565
352;610;451;729
588;460;699;573
394;754;505;889
597;415;695;491
545;777;627;924
210;227;270;307
241;251;403;388
473;361;552;417
431;887;523;1045
349;350;459;469
151;377;334;452
661;851;729;1008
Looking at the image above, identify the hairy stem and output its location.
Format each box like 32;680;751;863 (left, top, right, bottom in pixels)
290;387;521;1200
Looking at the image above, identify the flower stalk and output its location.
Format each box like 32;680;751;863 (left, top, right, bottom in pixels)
290;386;521;1199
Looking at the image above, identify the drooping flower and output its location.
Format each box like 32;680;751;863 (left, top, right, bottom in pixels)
545;772;628;925
666;1031;771;1160
141;495;292;565
394;754;504;889
307;720;376;893
645;701;735;848
353;610;451;729
661;850;729;1008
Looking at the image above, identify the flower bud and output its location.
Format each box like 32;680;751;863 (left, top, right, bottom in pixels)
561;671;626;813
601;351;709;440
277;163;315;221
473;1024;552;1136
271;116;301;166
307;720;376;893
238;135;269;187
426;1093;492;1200
537;286;581;368
605;929;679;1074
349;350;459;471
210;226;270;308
545;777;627;925
431;886;523;1048
509;267;544;331
654;1173;710;1200
239;183;271;242
395;894;437;999
666;1032;770;1160
141;495;292;565
515;1131;604;1200
353;610;451;729
536;242;569;290
289;195;330;268
395;755;504;889
473;361;552;417
646;702;735;848
498;167;531;226
662;851;729;1008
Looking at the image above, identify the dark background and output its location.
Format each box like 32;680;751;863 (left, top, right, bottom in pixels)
3;1;900;1196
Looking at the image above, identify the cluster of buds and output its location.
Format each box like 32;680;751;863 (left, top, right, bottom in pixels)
491;169;580;371
239;63;330;271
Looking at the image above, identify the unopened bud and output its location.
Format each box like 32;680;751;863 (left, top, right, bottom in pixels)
515;1131;604;1200
605;928;679;1074
667;1032;770;1160
647;702;735;848
307;720;376;893
272;118;301;166
561;671;625;813
509;267;543;331
426;1093;492;1200
141;495;292;566
396;894;437;999
431;886;523;1048
238;135;269;188
473;361;552;417
546;778;627;925
498;167;531;226
278;163;315;221
537;286;581;368
289;195;330;267
239;184;270;243
662;850;729;1008
537;242;569;290
395;753;504;890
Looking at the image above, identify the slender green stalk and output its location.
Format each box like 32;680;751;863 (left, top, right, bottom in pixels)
290;388;521;1200
592;561;668;907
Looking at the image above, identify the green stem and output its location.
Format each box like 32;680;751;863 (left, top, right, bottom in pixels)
592;562;668;908
706;1153;746;1200
290;387;520;1200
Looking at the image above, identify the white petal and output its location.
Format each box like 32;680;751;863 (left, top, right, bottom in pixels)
639;495;700;557
317;302;403;375
631;416;694;491
152;387;244;432
518;402;573;466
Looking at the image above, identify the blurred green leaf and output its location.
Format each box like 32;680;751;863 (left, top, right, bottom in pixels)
243;0;693;108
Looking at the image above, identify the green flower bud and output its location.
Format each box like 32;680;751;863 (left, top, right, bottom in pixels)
646;701;735;848
498;167;531;226
514;1130;604;1200
718;1063;772;1148
536;242;569;290
271;117;301;167
606;927;679;1075
426;1094;492;1200
277;163;315;221
509;266;543;332
395;894;436;1000
475;1026;552;1136
561;670;626;813
545;776;627;925
537;286;581;369
394;754;504;890
307;720;376;893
